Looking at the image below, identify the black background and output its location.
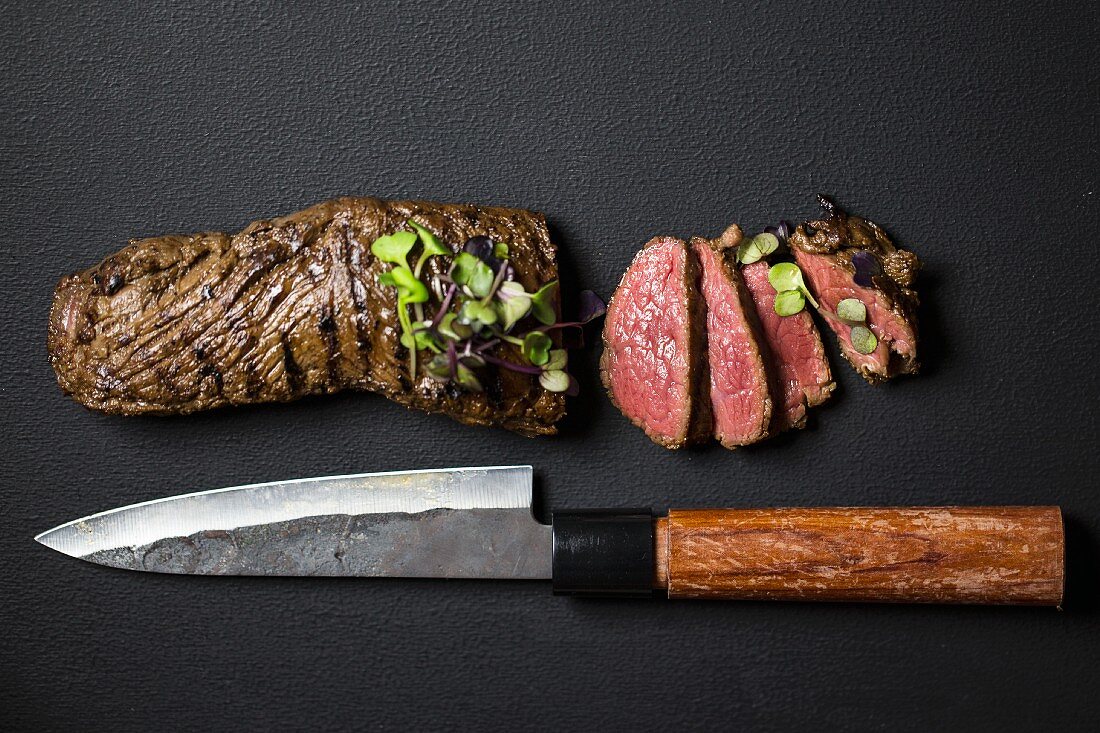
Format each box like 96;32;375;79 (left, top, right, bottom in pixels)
3;1;1099;730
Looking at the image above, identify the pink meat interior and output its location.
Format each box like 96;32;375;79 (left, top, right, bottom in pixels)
693;241;769;445
743;261;833;428
603;238;692;442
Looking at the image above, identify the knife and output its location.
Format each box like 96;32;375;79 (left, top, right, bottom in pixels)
35;466;1065;605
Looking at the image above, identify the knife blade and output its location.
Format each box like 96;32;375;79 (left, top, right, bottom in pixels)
35;466;551;579
35;465;1066;605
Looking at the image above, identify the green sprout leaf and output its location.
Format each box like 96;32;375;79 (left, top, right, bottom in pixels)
459;299;498;329
437;312;473;341
529;281;559;325
497;281;532;330
754;232;779;257
545;348;567;371
370;231;418;266
493;242;509;259
767;262;819;309
499;296;532;330
836;298;867;324
767;262;804;292
498;281;527;297
736;232;780;264
453;252;495;297
539;369;570;392
451;252;481;287
389;267;430;304
468;261;495;297
460;354;486;369
773;289;806;316
522;331;552;366
455;363;483;391
407;220;449;257
850;325;878;354
401;322;440;351
426;354;451;381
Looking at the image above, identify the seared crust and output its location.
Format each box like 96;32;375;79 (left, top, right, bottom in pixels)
47;197;565;436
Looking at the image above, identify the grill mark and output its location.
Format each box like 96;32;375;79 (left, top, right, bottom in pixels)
319;303;338;390
282;333;303;393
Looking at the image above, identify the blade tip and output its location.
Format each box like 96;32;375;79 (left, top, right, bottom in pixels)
33;526;74;556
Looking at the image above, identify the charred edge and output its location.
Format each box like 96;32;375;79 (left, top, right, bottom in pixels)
342;232;372;378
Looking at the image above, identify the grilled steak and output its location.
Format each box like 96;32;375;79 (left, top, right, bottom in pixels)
47;197;565;436
691;234;772;448
600;237;710;448
789;196;920;383
742;260;834;430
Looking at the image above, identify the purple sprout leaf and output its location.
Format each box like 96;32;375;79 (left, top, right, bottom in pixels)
851;251;881;288
463;235;504;274
577;290;607;323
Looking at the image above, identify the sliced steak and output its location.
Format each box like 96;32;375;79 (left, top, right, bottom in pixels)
789;196;920;384
742;260;834;430
47;197;565;436
600;237;710;448
691;234;772;448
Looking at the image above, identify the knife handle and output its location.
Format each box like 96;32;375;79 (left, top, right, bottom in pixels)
653;507;1064;605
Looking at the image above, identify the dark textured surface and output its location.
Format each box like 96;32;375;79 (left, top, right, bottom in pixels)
2;1;1098;730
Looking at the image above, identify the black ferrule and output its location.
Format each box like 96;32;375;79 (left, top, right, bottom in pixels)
551;509;654;597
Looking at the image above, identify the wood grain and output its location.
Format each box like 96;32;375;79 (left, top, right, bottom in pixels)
654;507;1063;605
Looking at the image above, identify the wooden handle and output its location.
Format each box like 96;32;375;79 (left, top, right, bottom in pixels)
653;507;1064;605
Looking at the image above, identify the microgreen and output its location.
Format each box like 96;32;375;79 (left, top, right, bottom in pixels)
767;262;803;292
452;252;495;297
371;230;418;266
538;369;570;393
850;325;878;355
836;298;867;324
522;331;553;366
830;295;875;354
370;226;605;395
458;299;498;330
768;261;819;316
371;226;447;377
736;232;780;265
408;221;449;259
497;281;532;330
773;289;806;316
529;281;559;325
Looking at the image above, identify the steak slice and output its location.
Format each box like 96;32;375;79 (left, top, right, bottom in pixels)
47;197;565;436
600;237;710;448
691;235;772;448
789;196;920;384
742;260;835;430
